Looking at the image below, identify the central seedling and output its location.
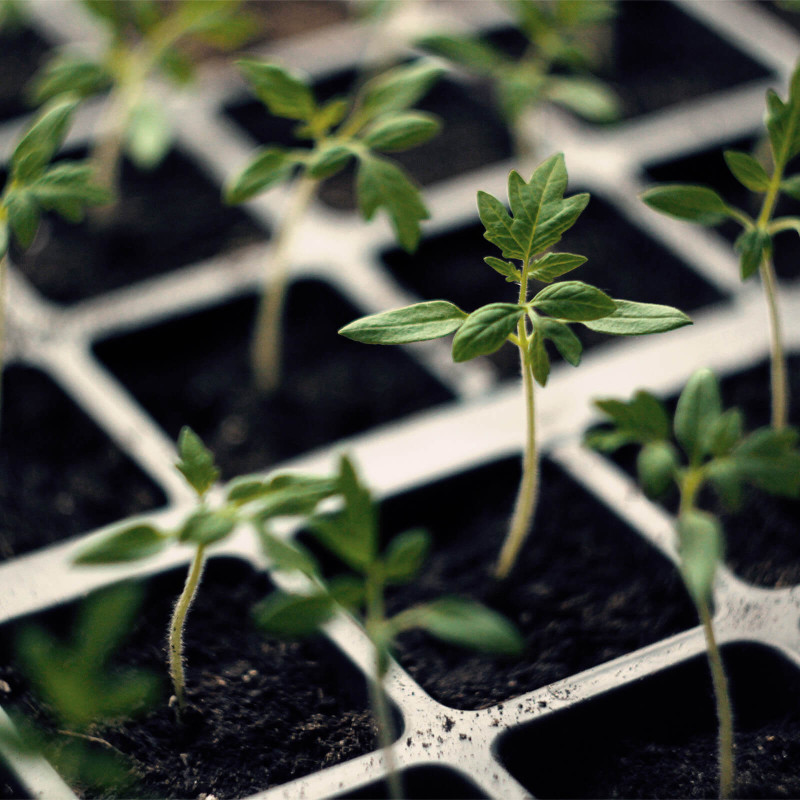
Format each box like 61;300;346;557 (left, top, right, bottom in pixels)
341;153;691;579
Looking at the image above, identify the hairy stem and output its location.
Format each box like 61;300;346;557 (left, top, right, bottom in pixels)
168;543;207;718
250;173;319;393
699;600;735;799
760;255;788;428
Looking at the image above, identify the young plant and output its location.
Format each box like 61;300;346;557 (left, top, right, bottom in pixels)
643;60;800;430
418;0;620;156
0;96;110;407
587;368;800;799
30;0;257;193
253;454;523;799
74;426;342;720
0;583;160;794
340;153;691;580
224;58;443;392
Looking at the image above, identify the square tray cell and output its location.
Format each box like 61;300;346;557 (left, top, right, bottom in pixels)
0;25;50;122
339;766;488;799
645;137;800;282
497;643;800;798
93;278;454;480
0;557;379;799
223;70;512;212
8;147;267;305
307;455;696;710
0;365;165;562
381;192;726;379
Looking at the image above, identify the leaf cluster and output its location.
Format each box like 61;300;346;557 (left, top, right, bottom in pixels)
1;98;110;256
340;153;690;384
642;61;800;280
418;0;619;125
224;59;445;251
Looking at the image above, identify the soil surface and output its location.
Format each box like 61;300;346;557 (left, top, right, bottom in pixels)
94;278;454;481
304;456;697;711
499;643;800;798
0;25;50;122
381;192;726;379
0;558;377;800
10;148;266;305
0;365;165;562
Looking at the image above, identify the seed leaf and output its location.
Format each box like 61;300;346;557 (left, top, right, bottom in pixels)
339;300;466;344
537;317;582;366
637;441;678;498
362;112;441;152
582;299;692;335
358;60;444;121
706;408;743;457
383;529;430;585
531;280;615;321
253;590;336;637
224;147;297;204
74;524;168;564
528;252;587;282
356;154;429;252
176;426;219;497
677;510;723;606
254;480;340;521
642;184;730;226
237;60;316;121
723;150;770;192
451;303;523;362
674;369;722;465
706;459;745;511
735;229;771;280
484;256;521;282
177;508;236;545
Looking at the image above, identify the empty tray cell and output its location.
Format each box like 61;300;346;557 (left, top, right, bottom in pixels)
94;278;454;480
497;643;800;798
0;557;379;799
0;25;50;122
339;766;488;799
0;365;165;562
381;192;726;379
8;148;267;304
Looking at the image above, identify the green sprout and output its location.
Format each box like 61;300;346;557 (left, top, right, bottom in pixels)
0;96;110;409
74;426;343;720
0;583;161;794
643;60;800;431
223;58;443;392
29;0;257;194
340;153;691;580
587;368;800;799
419;0;619;156
253;454;523;800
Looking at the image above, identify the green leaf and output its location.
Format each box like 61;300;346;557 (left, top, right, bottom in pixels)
546;76;620;122
734;228;771;280
74;524;168;564
306;143;353;179
28;163;111;218
253;591;335;637
477;190;520;259
584;427;636;453
674;369;722;465
582;300;692;336
29;53;111;103
11;97;77;183
237;60;316;121
416;34;505;75
528;328;550;386
781;174;800;200
383;529;430;585
258;530;319;576
124;99;171;169
637;441;678;498
254;479;340;521
594;390;670;444
451;303;523;362
400;597;523;656
677;510;723;606
295;98;349;139
224;147;297;204
175;426;219;497
339;300;466;344
177;508;236;545
5;191;40;249
358;60;444;121
765;63;800;166
537;317;582;366
732;427;800;497
356;154;429;252
528;252;587;282
484;256;521;283
531;280;615;321
0;221;8;258
707;459;744;510
642;184;730;226
362;112;441;152
706;408;743;457
723;150;770;192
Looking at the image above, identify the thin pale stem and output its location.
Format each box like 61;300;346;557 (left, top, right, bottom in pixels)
0;251;7;419
250;173;319;393
699;601;735;799
760;256;788;429
168;543;207;718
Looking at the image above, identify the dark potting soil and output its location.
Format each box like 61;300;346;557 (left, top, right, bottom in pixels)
0;26;50;123
645;137;800;282
381;192;726;379
0;365;164;562
0;762;27;800
498;643;800;798
0;558;377;800
223;71;512;212
9;148;266;305
306;455;697;711
339;765;487;800
93;278;454;481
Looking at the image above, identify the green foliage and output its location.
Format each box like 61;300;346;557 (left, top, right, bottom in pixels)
175;425;219;498
226;58;444;252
